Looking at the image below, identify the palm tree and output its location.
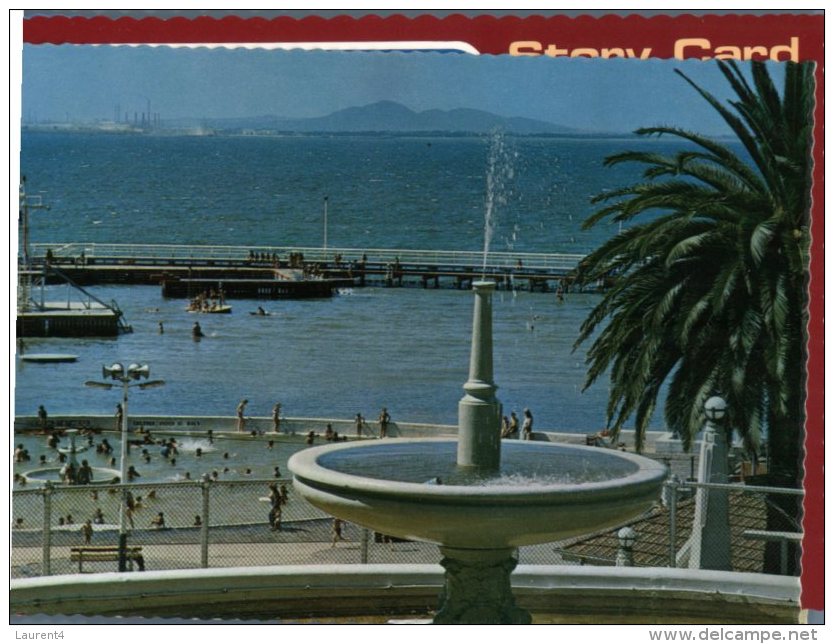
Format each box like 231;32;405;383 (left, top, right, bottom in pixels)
574;60;813;497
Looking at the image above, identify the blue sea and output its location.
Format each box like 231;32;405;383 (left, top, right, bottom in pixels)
16;130;678;431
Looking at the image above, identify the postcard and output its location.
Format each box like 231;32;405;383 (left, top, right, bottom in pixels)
10;9;825;632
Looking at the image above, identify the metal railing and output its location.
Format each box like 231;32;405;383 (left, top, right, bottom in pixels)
664;479;803;573
31;243;585;271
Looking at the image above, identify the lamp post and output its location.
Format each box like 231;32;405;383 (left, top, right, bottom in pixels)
688;395;732;571
323;195;329;253
704;395;727;424
616;526;637;567
85;362;165;571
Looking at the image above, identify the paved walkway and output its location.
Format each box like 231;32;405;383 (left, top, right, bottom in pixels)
11;517;572;578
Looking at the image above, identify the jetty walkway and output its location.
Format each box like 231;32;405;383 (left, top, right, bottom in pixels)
31;242;593;294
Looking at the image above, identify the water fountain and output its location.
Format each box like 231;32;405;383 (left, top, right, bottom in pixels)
289;280;668;623
23;429;120;485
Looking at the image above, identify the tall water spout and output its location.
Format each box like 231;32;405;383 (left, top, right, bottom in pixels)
481;130;511;277
457;280;501;470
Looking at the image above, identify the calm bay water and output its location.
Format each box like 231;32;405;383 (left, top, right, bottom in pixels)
16;131;675;432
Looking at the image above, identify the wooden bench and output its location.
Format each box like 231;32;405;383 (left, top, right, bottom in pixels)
70;546;145;572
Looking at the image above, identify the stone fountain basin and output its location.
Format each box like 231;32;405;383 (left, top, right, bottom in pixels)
23;467;121;485
289;438;667;549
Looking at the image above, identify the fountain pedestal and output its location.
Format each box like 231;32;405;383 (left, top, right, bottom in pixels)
457;281;501;470
435;546;531;625
448;281;528;622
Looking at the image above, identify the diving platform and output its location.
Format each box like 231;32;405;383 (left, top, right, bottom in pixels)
17;181;130;338
17;302;123;338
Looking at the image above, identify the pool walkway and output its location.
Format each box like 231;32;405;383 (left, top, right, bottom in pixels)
11;517;576;579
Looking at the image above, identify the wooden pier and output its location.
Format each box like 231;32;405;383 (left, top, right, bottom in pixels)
31;243;596;296
162;276;337;300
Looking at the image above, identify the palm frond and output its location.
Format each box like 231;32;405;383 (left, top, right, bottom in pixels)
575;62;812;478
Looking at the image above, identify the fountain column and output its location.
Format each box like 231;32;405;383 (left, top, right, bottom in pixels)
67;432;80;469
441;281;530;623
457;281;501;470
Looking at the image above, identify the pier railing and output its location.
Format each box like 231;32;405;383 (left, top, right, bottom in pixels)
31;242;585;272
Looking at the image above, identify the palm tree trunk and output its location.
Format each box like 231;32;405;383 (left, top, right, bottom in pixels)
760;353;804;575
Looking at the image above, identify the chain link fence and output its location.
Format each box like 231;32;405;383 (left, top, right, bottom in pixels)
11;478;802;578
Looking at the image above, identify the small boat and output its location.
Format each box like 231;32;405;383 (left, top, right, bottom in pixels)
21;353;79;363
186;305;232;314
249;308;272;317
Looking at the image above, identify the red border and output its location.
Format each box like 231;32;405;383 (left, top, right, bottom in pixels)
20;13;825;612
22;14;824;62
804;45;824;617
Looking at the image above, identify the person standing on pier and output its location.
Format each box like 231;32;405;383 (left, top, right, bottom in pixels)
115;403;123;432
355;413;365;437
378;407;391;438
522;408;534;440
236;399;248;433
272;402;282;433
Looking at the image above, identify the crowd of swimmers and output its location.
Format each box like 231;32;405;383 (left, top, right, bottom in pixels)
13;401;562;552
14;404;412;539
13;421;436;554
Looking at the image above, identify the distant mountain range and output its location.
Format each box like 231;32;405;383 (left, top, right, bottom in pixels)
167;101;588;135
